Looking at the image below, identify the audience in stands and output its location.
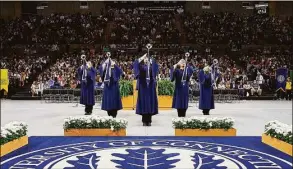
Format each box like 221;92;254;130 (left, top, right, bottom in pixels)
182;12;293;46
107;7;179;44
251;80;262;96
1;10;292;99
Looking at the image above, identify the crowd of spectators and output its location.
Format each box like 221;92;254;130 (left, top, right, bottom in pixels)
30;44;293;100
1;46;51;88
1;9;292;99
1;10;292;46
107;7;180;44
0;13;107;46
36;13;107;44
182;12;293;47
0;15;40;45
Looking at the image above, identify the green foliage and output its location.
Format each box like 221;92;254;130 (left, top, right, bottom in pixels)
158;80;174;96
172;118;234;130
63;117;128;131
119;80;133;97
0;125;27;145
265;129;292;145
265;123;292;145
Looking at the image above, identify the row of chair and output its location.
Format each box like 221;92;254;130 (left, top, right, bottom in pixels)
42;89;103;103
42;89;240;104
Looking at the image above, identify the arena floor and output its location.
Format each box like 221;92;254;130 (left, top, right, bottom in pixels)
1;100;292;136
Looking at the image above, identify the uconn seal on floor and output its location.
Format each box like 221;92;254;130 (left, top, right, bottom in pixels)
1;139;292;169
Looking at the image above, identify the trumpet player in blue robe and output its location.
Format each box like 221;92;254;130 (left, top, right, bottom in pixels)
198;61;218;115
170;57;194;117
133;52;159;126
78;55;97;115
99;53;123;118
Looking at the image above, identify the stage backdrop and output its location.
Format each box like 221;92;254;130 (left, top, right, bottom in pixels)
0;69;9;92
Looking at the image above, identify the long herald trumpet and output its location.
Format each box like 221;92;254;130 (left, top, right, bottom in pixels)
211;58;219;86
181;52;190;85
81;54;87;65
81;54;86;60
104;52;111;85
146;43;152;83
81;54;87;82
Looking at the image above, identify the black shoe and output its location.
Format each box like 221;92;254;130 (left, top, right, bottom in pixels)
85;112;92;115
143;123;147;126
146;123;151;126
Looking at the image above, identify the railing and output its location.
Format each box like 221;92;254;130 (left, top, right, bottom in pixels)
42;89;103;104
41;88;240;104
189;89;240;104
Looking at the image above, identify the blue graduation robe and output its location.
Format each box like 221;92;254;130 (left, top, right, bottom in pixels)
133;59;159;115
198;69;215;110
171;66;193;109
78;66;96;106
99;64;123;111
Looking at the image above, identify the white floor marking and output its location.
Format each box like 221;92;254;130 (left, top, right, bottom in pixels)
144;150;148;169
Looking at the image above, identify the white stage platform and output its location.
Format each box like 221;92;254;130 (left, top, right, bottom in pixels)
1;100;292;136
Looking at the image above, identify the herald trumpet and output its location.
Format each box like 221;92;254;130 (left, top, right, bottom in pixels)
81;54;86;60
145;43;153;84
103;52;113;85
146;43;152;50
211;58;219;87
181;52;190;85
212;59;218;66
106;52;111;58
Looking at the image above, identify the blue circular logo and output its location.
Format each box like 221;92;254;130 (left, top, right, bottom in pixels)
1;140;292;169
277;75;285;83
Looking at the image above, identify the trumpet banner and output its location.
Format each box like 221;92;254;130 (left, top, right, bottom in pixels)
0;69;9;92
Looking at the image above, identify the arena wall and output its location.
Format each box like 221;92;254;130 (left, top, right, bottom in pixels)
1;1;292;19
185;1;293;16
185;2;254;15
0;1;21;19
274;1;293;17
36;2;104;16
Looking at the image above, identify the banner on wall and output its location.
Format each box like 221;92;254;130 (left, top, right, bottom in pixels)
276;68;288;92
0;69;9;92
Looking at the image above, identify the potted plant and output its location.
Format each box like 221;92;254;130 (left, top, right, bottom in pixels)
1;122;28;157
262;120;292;156
63;116;128;136
158;80;174;109
119;80;134;110
172;117;236;136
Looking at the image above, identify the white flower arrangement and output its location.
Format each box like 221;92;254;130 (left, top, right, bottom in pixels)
264;120;292;145
0;121;28;145
172;116;235;130
63;115;128;131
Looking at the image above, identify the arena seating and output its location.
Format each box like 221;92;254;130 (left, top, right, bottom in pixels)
1;10;292;101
